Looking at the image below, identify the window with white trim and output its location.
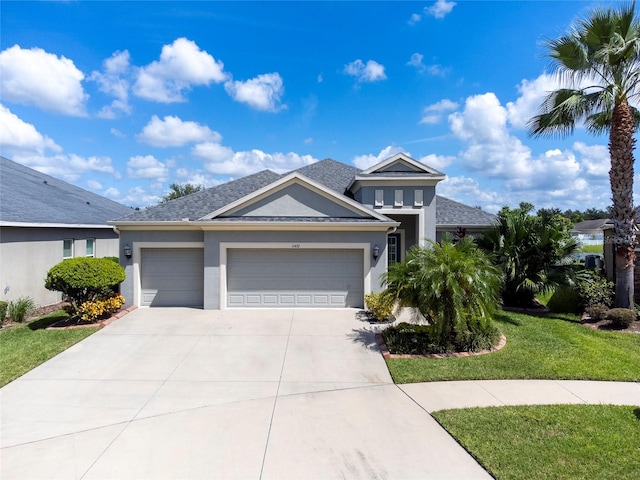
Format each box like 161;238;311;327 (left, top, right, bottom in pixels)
63;239;74;259
374;189;384;207
394;189;404;207
414;189;424;207
86;238;95;257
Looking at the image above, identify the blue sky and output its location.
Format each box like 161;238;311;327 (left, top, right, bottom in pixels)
1;0;635;212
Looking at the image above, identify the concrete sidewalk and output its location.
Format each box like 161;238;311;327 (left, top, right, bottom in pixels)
1;308;638;479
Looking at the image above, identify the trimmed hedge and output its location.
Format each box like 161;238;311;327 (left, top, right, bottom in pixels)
45;257;125;307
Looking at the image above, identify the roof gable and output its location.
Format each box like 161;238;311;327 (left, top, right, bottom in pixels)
203;172;390;221
360;152;444;176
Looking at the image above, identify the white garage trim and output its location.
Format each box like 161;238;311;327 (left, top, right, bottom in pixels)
219;242;371;309
131;242;204;307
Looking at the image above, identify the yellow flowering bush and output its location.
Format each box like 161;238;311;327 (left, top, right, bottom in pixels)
78;294;125;322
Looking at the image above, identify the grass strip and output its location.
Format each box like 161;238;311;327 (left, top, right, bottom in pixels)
386;310;640;383
433;404;640;480
0;311;99;387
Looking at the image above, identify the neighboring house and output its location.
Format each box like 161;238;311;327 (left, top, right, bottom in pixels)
0;157;132;306
602;221;640;301
112;153;495;310
572;219;608;247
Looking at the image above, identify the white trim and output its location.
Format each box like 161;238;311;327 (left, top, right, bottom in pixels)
219;242;371;310
131;242;204;307
201;172;392;222
388;229;406;264
378;208;426;247
114;221;397;231
1;221;116;229
63;238;74;259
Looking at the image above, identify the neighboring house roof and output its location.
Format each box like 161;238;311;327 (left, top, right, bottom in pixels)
572;219;611;233
435;196;496;226
113;158;495;227
0;156;131;226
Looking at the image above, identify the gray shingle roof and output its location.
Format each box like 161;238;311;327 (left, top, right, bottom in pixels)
116;169;282;221
109;157;494;226
436;195;496;226
1;156;132;225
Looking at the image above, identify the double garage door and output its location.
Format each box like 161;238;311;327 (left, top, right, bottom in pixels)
227;249;364;308
140;248;364;308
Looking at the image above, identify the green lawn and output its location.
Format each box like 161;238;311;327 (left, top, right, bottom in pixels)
386;310;640;383
581;244;604;254
0;311;99;387
433;404;640;480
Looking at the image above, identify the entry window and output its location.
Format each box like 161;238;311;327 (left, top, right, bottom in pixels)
374;189;384;207
394;189;404;207
63;239;74;259
388;234;400;264
86;238;95;257
414;189;424;207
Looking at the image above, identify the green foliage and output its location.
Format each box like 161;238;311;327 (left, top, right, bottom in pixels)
7;297;36;323
103;256;120;264
575;269;614;308
0;301;7;323
45;257;126;308
546;286;581;313
586;304;609;322
161;183;203;203
383;235;502;352
78;294;125;322
606;308;636;329
478;202;579;307
364;292;394;322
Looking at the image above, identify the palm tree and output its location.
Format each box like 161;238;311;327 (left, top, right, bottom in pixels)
383;235;502;351
529;2;640;308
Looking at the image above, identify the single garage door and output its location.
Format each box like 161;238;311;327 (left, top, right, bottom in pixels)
227;249;364;308
141;248;204;307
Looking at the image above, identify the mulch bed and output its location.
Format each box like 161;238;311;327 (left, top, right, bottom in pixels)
46;306;137;329
581;314;640;334
375;333;507;359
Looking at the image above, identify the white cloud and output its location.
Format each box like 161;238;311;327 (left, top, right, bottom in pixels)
352;146;407;170
87;179;103;190
90;50;132;118
0;45;88;116
137;115;222;147
426;0;457;19
506;73;562;130
224;72;286;112
344;59;387;83
110;128;125;138
407;53;425;71
408;13;422;26
418;153;455;171
133;38;227;103
420;99;459;124
120;185;161;207
304;137;313;144
438;176;504;213
126;155;169;181
12;153;116;181
0;104;62;155
192;142;317;176
573;141;610;177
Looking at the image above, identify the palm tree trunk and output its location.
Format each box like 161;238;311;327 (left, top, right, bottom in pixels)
609;99;636;308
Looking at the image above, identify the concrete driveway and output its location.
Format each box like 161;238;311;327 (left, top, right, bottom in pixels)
1;308;490;479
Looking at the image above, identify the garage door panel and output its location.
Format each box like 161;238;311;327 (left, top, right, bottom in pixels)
227;249;363;308
141;249;204;307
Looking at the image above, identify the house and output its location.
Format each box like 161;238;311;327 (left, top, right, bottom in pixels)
111;153;496;310
572;219;608;247
0;157;132;306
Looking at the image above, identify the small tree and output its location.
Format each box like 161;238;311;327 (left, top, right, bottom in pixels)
478;203;579;307
45;258;126;309
161;183;203;203
383;236;502;351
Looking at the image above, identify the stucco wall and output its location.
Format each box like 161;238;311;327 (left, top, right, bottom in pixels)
0;226;120;306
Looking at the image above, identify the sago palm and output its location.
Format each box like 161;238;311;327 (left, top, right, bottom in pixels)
529;2;640;308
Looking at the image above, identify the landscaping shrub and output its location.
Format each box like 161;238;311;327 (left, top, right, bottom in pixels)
45;257;125;309
586;304;609;322
383;235;502;352
364;292;395;321
574;269;614;308
0;301;7;324
605;308;636;329
103;256;120;264
546;286;581;313
7;296;36;323
78;294;125;322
